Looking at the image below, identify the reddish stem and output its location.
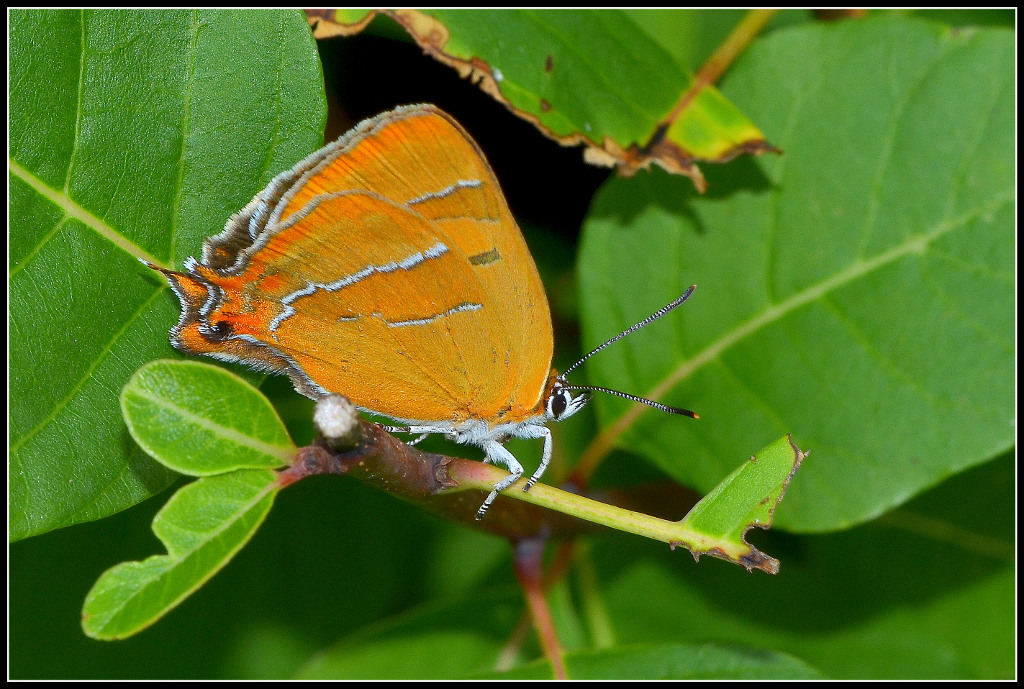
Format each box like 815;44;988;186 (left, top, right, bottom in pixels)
513;537;568;680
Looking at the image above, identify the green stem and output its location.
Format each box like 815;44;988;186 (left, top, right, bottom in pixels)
449;461;748;562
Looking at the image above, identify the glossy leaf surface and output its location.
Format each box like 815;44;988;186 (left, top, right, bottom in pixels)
121;361;295;476
9;9;325;540
578;17;1014;531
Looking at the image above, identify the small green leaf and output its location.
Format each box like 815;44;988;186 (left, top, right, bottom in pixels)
681;436;803;569
121;360;295;475
448;436;800;572
82;468;278;640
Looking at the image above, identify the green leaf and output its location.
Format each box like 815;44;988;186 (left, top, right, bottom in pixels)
431;9;761;150
121;360;295;475
9;9;326;540
81;468;279;640
298;588;822;679
297;590;523;679
491;642;823;679
681;436;802;569
327;9;770;181
623;10;805;71
577;17;1013;532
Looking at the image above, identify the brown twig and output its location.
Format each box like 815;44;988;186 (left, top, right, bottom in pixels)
276;397;603;542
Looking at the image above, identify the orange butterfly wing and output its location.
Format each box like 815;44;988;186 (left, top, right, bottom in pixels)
167;105;553;425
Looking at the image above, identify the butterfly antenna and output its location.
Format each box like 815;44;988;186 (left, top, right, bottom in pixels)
560;284;698;418
563;284;697;378
563;384;698;418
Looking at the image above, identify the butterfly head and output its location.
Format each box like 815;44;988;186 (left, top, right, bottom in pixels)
538;285;702;426
545;376;592;422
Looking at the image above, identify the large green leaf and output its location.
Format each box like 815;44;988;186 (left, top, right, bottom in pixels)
577;17;1013;532
316;9;772;186
297;586;824;679
422;9;764;157
490;642;822;679
9;9;326;540
297;591;522;679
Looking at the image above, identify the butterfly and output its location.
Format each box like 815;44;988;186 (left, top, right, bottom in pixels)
146;104;696;519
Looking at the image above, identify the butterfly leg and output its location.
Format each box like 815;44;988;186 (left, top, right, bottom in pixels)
476;442;524;521
379;425;432;446
524;426;552;491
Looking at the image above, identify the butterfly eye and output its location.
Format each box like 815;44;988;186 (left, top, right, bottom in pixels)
548;387;572;419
